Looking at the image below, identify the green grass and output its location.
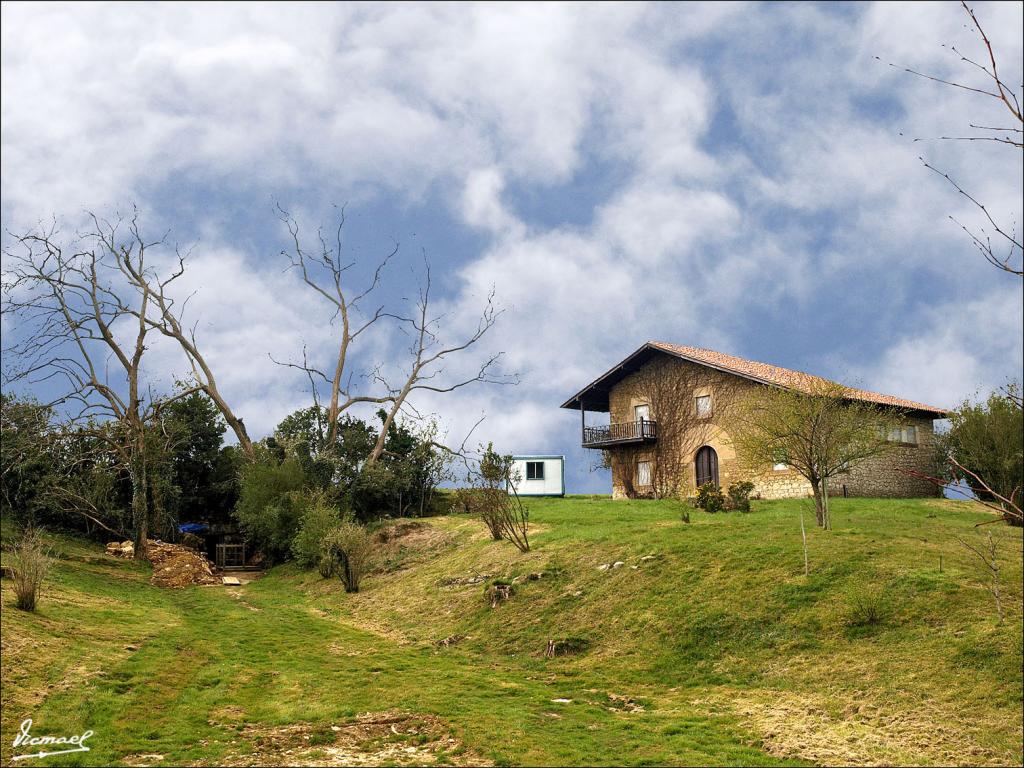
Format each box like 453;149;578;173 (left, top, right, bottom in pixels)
2;497;1022;766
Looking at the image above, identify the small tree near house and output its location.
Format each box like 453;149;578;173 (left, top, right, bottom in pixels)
468;443;530;552
732;380;898;529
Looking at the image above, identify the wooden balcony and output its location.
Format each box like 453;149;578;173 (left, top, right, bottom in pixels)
581;419;658;448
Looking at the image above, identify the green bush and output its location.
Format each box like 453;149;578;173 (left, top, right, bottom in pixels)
349;461;401;521
942;385;1023;526
322;520;374;593
694;483;725;513
233;454;307;563
291;491;345;569
725;481;755;512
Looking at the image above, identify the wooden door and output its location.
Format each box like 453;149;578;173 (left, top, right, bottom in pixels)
695;446;719;488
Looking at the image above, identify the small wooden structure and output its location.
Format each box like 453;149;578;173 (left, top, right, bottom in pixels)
216;542;246;569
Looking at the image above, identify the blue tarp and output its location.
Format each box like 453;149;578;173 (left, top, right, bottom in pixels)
178;522;209;534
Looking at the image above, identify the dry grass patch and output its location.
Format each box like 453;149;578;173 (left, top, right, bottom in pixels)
212;711;488;767
721;688;1010;767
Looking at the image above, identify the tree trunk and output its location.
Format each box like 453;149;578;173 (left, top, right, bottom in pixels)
810;477;826;528
203;385;253;458
130;447;149;561
821;476;831;531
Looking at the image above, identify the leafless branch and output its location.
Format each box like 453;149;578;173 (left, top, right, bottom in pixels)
882;1;1023;276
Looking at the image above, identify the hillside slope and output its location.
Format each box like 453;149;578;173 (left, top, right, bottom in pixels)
2;498;1022;766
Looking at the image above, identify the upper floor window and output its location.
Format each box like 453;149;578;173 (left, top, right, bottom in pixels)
634;404;650;422
526;461;545;480
883;425;918;445
695;395;712;418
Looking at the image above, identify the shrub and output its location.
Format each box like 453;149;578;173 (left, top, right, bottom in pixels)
349;461;401;522
725;481;755;512
694;483;725;513
544;636;591;657
478;491;507;541
842;585;888;628
484;579;514;607
466;443;530;551
11;527;51;611
453;487;504;539
233;454;307;563
292;491;345;569
322;520;374;593
675;487;695;523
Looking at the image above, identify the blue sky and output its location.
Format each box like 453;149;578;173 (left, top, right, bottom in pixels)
2;1;1022;492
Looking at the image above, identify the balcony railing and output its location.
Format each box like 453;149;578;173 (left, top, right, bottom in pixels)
582;419;658;448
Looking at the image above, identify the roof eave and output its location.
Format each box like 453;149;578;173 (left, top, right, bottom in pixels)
560;341;951;418
558;343;657;411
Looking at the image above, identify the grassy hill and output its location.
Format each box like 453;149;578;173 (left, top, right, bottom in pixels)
2;497;1021;766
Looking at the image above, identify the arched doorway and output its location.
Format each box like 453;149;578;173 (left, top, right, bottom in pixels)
695;446;719;488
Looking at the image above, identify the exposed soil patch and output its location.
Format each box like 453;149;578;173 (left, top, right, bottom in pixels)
211;711;488;767
373;522;452;573
226;590;262;612
722;689;1009;766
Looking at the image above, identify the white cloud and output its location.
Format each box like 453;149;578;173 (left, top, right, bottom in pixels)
2;1;1022;487
857;285;1024;409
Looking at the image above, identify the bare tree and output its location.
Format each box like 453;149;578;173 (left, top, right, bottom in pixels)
367;261;508;464
904;456;1023;526
957;530;1006;623
92;226;256;458
731;380;899;529
884;0;1022;276
274;206;511;462
2;214;201;557
130;281;255;458
275;205;397;449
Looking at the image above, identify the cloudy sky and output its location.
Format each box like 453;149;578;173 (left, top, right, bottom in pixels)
2;1;1022;492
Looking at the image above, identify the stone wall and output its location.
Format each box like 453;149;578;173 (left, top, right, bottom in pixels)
603;358;942;500
833;414;940;498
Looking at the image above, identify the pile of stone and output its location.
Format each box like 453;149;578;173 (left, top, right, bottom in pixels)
106;539;220;588
106;540;135;558
148;541;220;588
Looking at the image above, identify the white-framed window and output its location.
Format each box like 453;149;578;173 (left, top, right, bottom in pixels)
636;460;651;487
526;461;545;480
634;404;650;421
695;394;712;418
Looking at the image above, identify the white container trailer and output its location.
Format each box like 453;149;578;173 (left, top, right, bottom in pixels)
509;455;565;497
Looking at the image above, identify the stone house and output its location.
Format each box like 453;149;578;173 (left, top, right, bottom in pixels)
560;342;948;500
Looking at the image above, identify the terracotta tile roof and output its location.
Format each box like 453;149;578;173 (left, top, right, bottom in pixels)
649;341;949;415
